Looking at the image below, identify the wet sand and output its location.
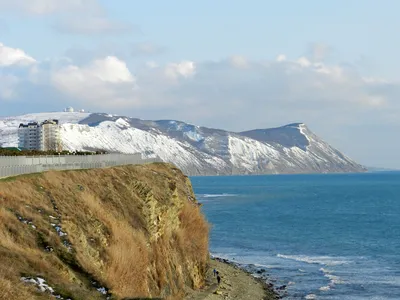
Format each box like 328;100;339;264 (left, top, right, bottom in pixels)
185;257;279;300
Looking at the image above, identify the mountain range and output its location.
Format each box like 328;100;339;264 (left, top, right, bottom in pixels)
0;112;366;175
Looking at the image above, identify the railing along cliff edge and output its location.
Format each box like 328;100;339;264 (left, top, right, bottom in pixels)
0;153;161;178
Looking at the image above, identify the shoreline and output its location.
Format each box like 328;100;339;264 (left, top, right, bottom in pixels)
211;256;282;299
185;256;280;300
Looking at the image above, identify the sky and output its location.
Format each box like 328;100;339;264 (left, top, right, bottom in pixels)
0;0;400;168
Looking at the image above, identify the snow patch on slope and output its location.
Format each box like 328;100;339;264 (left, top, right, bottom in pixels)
298;123;311;143
184;130;204;142
228;135;282;170
60;122;204;171
115;118;131;128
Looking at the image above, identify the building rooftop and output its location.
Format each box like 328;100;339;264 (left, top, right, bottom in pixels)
19;122;39;128
41;119;59;125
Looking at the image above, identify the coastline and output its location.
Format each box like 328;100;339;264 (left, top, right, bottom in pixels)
185;256;280;300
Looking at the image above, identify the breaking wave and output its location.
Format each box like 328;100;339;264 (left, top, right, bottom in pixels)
200;193;238;198
277;254;350;266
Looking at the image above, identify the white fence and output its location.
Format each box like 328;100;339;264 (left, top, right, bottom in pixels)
0;153;161;178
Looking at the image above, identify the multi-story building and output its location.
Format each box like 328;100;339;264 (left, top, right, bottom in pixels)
18;119;62;151
18;122;41;150
40;119;62;152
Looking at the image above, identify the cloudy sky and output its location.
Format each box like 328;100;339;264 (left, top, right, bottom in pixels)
1;0;399;168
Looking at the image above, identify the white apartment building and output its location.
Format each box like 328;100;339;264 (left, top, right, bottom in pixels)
18;122;41;150
18;119;62;151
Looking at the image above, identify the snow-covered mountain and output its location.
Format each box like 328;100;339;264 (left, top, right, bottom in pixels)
0;112;366;175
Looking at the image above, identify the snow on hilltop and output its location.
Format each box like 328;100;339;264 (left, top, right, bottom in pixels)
0;112;90;147
0;112;366;175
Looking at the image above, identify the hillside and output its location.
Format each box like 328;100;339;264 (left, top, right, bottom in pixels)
0;112;366;175
0;163;208;299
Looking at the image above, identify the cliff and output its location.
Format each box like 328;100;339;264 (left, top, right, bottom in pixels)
0;163;209;299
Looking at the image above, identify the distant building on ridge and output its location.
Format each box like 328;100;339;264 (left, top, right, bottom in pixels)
64;107;74;112
18;119;62;151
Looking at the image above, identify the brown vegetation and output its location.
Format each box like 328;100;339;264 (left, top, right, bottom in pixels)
0;163;209;299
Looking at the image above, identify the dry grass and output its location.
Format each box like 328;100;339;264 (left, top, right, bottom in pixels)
79;193;150;297
178;203;209;260
0;163;209;299
176;203;209;289
0;266;32;300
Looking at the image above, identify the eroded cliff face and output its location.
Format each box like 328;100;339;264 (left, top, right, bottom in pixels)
0;163;209;299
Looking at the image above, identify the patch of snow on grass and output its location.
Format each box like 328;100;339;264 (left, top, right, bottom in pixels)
21;277;54;293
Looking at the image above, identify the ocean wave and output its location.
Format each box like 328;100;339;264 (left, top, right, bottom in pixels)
324;273;344;285
200;193;238;198
305;294;317;299
277;254;350;266
319;268;345;285
317;267;345;293
319;285;331;291
319;267;332;274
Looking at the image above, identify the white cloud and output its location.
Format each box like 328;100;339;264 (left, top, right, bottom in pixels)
0;0;100;15
164;61;196;79
276;54;286;62
0;0;132;35
51;56;136;107
229;55;249;68
0;43;36;66
3;46;400;131
6;52;391;117
52;56;134;85
297;57;312;67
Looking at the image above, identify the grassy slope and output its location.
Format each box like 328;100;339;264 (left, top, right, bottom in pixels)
0;163;209;300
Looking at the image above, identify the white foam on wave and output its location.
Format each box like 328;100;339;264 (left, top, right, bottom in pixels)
277;254;349;266
317;267;345;292
319;268;344;284
210;253;275;269
305;294;317;299
325;273;344;285
319;267;331;274
200;193;238;198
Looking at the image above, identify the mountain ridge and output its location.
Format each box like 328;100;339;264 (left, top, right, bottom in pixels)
0;112;366;175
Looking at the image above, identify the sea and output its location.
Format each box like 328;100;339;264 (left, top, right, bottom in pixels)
190;172;400;299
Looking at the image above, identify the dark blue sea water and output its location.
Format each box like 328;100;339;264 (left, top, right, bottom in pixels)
191;172;400;299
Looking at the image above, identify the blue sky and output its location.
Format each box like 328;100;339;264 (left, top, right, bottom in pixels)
0;0;400;168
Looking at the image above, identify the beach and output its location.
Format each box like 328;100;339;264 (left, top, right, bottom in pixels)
185;257;279;300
